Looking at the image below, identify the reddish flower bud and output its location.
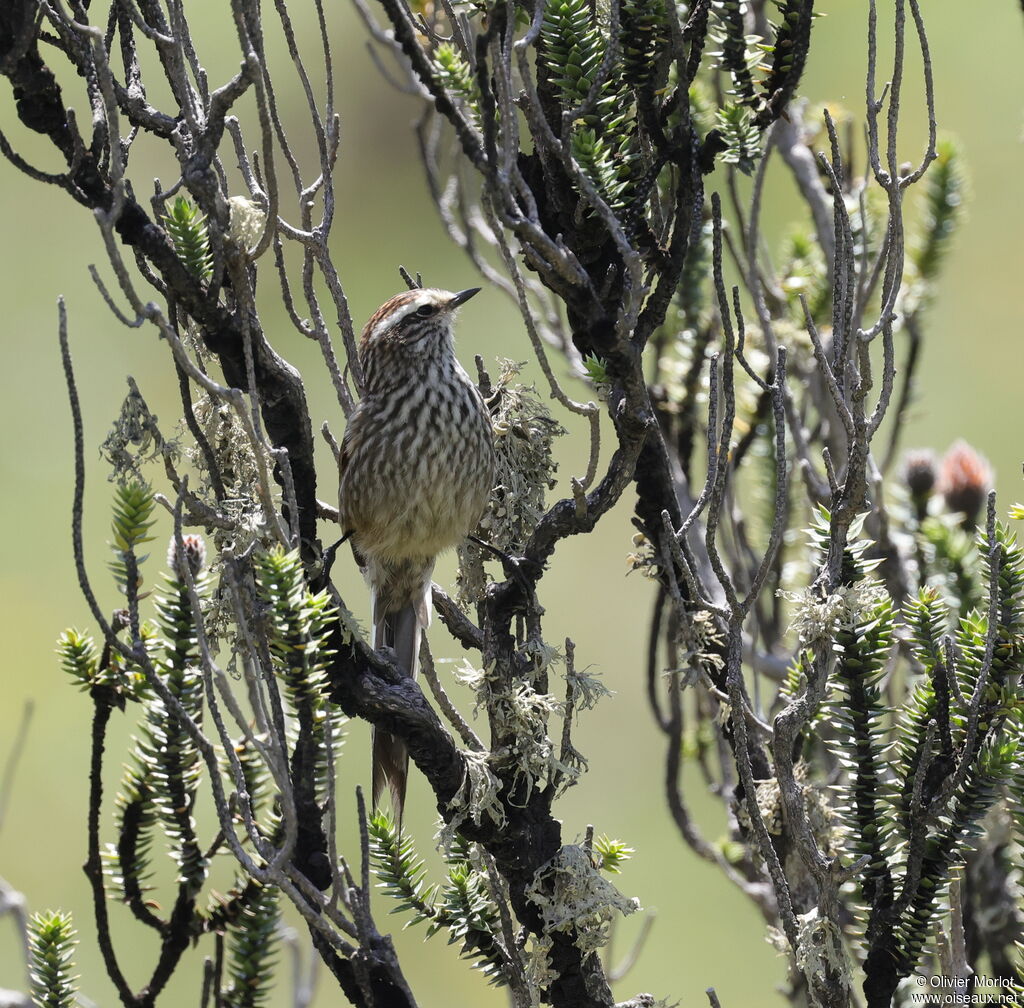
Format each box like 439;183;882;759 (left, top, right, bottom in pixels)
938;440;992;528
167;534;207;580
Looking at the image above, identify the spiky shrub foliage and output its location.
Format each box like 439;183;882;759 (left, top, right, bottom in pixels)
221;884;281;1008
111;538;212;891
539;0;608;112
538;0;640;212
911;137;965;287
571;127;630;211
779;227;830;324
918;515;983;616
824;521;1024;983
755;0;815;124
55;492;311;999
830;596;894;907
434;43;480;122
709;0;759;105
619;0;667;88
253;546;342;823
56;628;101;689
368;812;507;985
254;546;335;709
163;195;213;281
28;911;78;1008
592;835;635;873
714;103;761;174
109;480;156;595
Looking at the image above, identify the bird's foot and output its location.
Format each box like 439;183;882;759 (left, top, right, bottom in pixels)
321;530;352;581
468;534;540;596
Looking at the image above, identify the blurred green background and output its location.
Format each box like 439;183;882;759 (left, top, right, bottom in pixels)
1;4;1022;1006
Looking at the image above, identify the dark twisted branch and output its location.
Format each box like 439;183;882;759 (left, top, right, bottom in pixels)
0;3;320;559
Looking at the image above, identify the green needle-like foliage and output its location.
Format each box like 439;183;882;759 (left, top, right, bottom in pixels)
710;0;758;105
538;0;676;218
805;507;882;585
369;810;436;924
540;0;606;110
832;597;894;902
106;537;211;894
369;812;507;985
846;522;1024;980
980;523;1024;682
163;195;213;281
592;834;635;873
434;42;480;121
893;588;954;824
139;552;209;886
912;137;965;286
895;736;1020;975
581;352;609;388
432;863;506;984
221;884;280;1008
108;764;160;907
753;0;814;125
28;910;78;1008
620;0;667;88
571;127;630;210
109;481;156;594
56;629;100;689
715;102;762;174
810;505;1024;987
254;546;340;804
255;546;336;708
780;227;830;324
918;515;983;616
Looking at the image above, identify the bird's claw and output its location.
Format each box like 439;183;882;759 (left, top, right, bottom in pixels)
468;534;539;597
320;532;351;582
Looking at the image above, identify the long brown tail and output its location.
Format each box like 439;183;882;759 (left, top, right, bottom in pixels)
371;601;421;827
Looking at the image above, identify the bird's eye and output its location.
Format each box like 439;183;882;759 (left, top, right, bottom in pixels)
415;304;437;318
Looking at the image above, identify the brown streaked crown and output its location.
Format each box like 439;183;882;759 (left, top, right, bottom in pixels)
360;290;422;349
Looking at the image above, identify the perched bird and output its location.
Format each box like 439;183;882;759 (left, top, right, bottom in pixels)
338;286;495;823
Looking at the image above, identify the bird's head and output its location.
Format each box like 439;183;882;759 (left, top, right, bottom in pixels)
360;287;479;361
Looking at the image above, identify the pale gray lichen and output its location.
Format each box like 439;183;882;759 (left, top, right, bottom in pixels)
455;655;569;801
456;361;564;610
626;531;659;579
101;383;178;482
490;681;566;802
439;748;506;852
183;394;279;558
522;637;563;680
738;766;839;857
753;777;784;837
477;360;566;554
526;846;640;960
673;607;725;681
779;581;888;653
227;196;269;255
794;908;852;1004
453;658;492;715
564;665;611;713
175;395;283;655
523;933;557;1007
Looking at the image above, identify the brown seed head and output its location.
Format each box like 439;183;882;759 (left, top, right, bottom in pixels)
902;449;938;499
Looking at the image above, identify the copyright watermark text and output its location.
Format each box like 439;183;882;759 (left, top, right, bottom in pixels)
909;974;1022;1005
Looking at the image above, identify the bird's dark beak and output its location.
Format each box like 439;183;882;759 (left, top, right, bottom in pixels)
447;287;481;309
